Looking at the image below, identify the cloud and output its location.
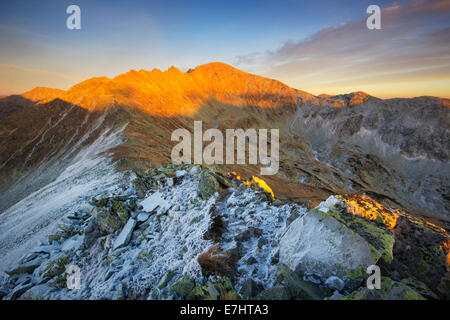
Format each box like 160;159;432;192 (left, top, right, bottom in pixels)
235;0;450;98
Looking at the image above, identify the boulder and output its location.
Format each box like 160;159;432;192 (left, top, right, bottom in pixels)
256;286;291;300
188;277;238;300
275;264;332;299
170;276;195;299
83;220;100;248
95;208;126;235
6;256;46;276
239;278;263;299
137;212;150;223
40;254;70;280
8;282;33;300
61;234;84;252
140;192;170;213
345;277;426;300
197;171;220;200
279;209;388;290
18;284;52;300
325;276;345;292
113;218;137;250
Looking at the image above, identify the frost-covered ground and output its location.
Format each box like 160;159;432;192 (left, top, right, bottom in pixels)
0;165;308;300
47;167;305;299
1;164;447;300
0;127;129;273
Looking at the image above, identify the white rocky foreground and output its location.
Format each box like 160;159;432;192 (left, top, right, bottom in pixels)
0;164;432;300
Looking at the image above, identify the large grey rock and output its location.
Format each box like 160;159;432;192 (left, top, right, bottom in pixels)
140;192;170;213
346;277;426;300
325;276;345;292
197;171;220;200
113;218;137;250
6;256;46;276
275;264;332;299
240;278;263;299
256;286;291;300
18;284;52;300
61;234;84;252
30;245;53;254
137;212;150;223
279;210;380;288
83;220;100;248
8;282;34;300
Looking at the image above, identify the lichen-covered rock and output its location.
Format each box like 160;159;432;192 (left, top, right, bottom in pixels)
209;167;232;188
83;220;100;248
210;277;239;300
40;254;70;280
170;276;196;299
18;284;53;300
387;215;449;298
95;208;126;235
256;286;291;300
197;171;220;200
325;276;345;292
345;277;426;300
131;171;154;194
239;278;263;299
157;271;177;290
275;264;332;299
8;282;33;300
5;256;46;276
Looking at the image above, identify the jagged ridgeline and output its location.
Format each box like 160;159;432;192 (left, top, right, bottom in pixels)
1;164;448;300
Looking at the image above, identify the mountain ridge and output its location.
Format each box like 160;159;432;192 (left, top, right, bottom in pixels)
1;62;449;223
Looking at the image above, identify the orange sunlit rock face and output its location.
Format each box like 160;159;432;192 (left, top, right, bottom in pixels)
338;194;399;229
228;172;274;199
251;176;275;199
42;62;312;116
441;241;450;267
338;193;450;267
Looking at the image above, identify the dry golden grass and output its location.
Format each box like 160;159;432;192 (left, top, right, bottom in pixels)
197;244;236;277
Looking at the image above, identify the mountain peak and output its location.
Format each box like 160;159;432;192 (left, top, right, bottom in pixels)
20;86;65;102
51;62;307;115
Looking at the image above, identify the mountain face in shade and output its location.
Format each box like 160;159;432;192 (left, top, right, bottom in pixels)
0;87;65;121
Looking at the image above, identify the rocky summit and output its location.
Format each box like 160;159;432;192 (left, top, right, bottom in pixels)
0;63;449;300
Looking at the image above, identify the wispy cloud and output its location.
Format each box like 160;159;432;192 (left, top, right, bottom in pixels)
0;64;82;94
0;24;49;39
235;0;450;98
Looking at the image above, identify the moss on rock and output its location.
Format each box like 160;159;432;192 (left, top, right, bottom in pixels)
197;171;220;200
276;264;332;300
170;276;195;299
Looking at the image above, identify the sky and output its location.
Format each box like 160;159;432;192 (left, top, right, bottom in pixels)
0;0;449;98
